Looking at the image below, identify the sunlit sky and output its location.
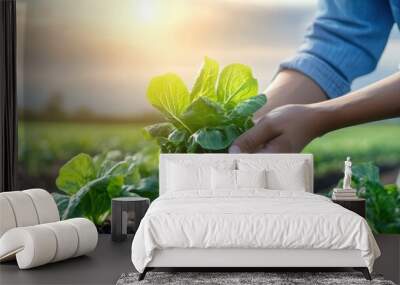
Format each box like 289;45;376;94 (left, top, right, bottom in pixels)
17;0;400;118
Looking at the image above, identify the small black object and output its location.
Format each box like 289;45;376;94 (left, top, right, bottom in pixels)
332;198;366;218
354;267;372;280
138;267;150;281
111;197;149;242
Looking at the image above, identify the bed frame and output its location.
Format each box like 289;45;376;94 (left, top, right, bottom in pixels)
139;248;370;280
139;154;371;281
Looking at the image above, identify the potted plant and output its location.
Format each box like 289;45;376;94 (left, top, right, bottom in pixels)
341;162;400;283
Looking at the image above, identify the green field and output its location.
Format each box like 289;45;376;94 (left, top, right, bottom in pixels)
18;122;150;175
304;123;400;176
18;121;400;191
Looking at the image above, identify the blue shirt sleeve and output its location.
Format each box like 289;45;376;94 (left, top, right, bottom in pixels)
280;0;395;98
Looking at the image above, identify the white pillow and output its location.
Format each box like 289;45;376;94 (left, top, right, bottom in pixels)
211;168;236;190
167;162;211;191
166;159;236;192
211;169;267;190
238;159;308;191
236;169;267;189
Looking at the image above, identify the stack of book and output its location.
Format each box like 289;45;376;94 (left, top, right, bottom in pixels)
332;188;357;200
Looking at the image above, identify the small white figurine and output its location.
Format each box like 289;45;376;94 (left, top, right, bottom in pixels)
343;156;353;190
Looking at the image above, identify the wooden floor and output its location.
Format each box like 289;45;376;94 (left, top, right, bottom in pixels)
0;234;134;285
1;234;397;284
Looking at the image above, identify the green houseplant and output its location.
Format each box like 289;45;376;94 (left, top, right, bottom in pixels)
144;57;266;153
337;162;400;234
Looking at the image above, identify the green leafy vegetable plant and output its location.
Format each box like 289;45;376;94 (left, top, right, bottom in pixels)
337;162;400;234
52;147;159;225
145;57;266;153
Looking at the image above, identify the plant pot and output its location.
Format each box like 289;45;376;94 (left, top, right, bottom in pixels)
373;234;400;284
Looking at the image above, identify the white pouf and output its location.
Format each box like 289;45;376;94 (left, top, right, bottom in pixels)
0;219;98;269
0;196;17;237
0;189;98;269
23;189;60;223
1;191;39;227
65;218;98;257
42;221;79;262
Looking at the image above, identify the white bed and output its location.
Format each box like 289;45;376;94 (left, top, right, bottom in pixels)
131;154;380;280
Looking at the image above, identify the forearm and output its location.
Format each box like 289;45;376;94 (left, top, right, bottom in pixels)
254;70;327;120
312;72;400;135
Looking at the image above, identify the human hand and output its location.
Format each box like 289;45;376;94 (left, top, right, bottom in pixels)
229;104;322;153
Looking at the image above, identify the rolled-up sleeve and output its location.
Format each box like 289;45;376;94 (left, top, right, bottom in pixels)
280;0;394;98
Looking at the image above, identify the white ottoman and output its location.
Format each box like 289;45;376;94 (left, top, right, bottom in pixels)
0;189;98;269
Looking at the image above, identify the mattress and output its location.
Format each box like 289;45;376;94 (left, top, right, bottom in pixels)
131;190;380;273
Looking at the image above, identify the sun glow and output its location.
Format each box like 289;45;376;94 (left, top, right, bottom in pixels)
127;0;193;54
136;0;159;23
132;0;189;27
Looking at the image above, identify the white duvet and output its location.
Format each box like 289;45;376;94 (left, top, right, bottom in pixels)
131;190;380;273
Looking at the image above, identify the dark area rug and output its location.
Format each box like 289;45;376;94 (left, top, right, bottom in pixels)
117;272;395;285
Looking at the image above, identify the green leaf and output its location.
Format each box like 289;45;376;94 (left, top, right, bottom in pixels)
128;145;159;174
56;153;96;195
186;136;200;153
384;184;398;195
144;122;175;139
120;186;140;198
364;180;400;234
168;129;188;145
190;57;219;101
145;59;264;154
62;176;106;220
88;181;111;225
105;161;129;176
216;63;258;107
106;175;125;198
97;159;117;178
152;138;171;153
342;162;400;234
147;73;192;132
93;153;106;174
129;175;159;201
352;162;380;185
124;163;141;185
52;192;71;218
242;117;255;131
55;146;160;226
105;150;123;161
192;125;241;150
181;97;227;132
228;94;266;120
63;175;124;225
